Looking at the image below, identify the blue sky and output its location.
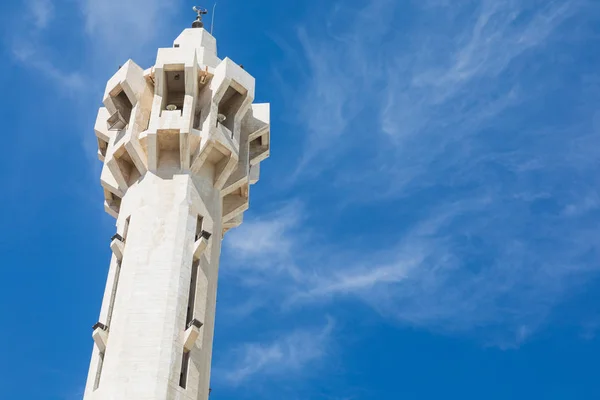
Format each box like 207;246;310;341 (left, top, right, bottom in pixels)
1;0;600;398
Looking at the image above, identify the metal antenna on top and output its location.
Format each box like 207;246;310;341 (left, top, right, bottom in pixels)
211;3;217;35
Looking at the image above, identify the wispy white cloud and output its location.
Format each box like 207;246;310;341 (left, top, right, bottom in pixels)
563;194;600;217
286;0;396;172
224;190;600;348
10;1;86;93
214;317;335;385
78;0;178;62
28;0;55;30
224;203;305;282
7;0;185;179
226;203;299;263
12;42;86;92
302;215;598;346
10;0;179;92
378;0;577;162
283;0;581;192
407;0;574;92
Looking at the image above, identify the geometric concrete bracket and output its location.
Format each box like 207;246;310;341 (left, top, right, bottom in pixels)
110;234;125;261
193;231;212;260
92;322;109;352
183;319;203;352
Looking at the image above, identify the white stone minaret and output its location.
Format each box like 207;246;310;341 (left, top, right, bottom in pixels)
84;9;270;399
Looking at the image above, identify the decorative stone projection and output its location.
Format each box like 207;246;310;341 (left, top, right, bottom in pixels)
84;22;270;400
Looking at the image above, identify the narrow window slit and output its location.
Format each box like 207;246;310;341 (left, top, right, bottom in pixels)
186;261;199;326
195;216;204;241
123;216;131;239
107;217;128;326
179;215;203;389
179;351;190;388
193;109;202;130
95;217;129;391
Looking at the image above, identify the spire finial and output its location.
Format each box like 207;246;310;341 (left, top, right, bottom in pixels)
192;6;208;28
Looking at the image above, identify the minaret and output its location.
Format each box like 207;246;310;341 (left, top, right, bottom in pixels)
84;9;270;399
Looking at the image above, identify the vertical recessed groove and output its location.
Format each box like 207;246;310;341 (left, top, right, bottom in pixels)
179;216;203;389
107;217;128;327
106;261;122;327
96;217;130;392
93;352;105;391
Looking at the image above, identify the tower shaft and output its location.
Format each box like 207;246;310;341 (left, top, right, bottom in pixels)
85;174;220;399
